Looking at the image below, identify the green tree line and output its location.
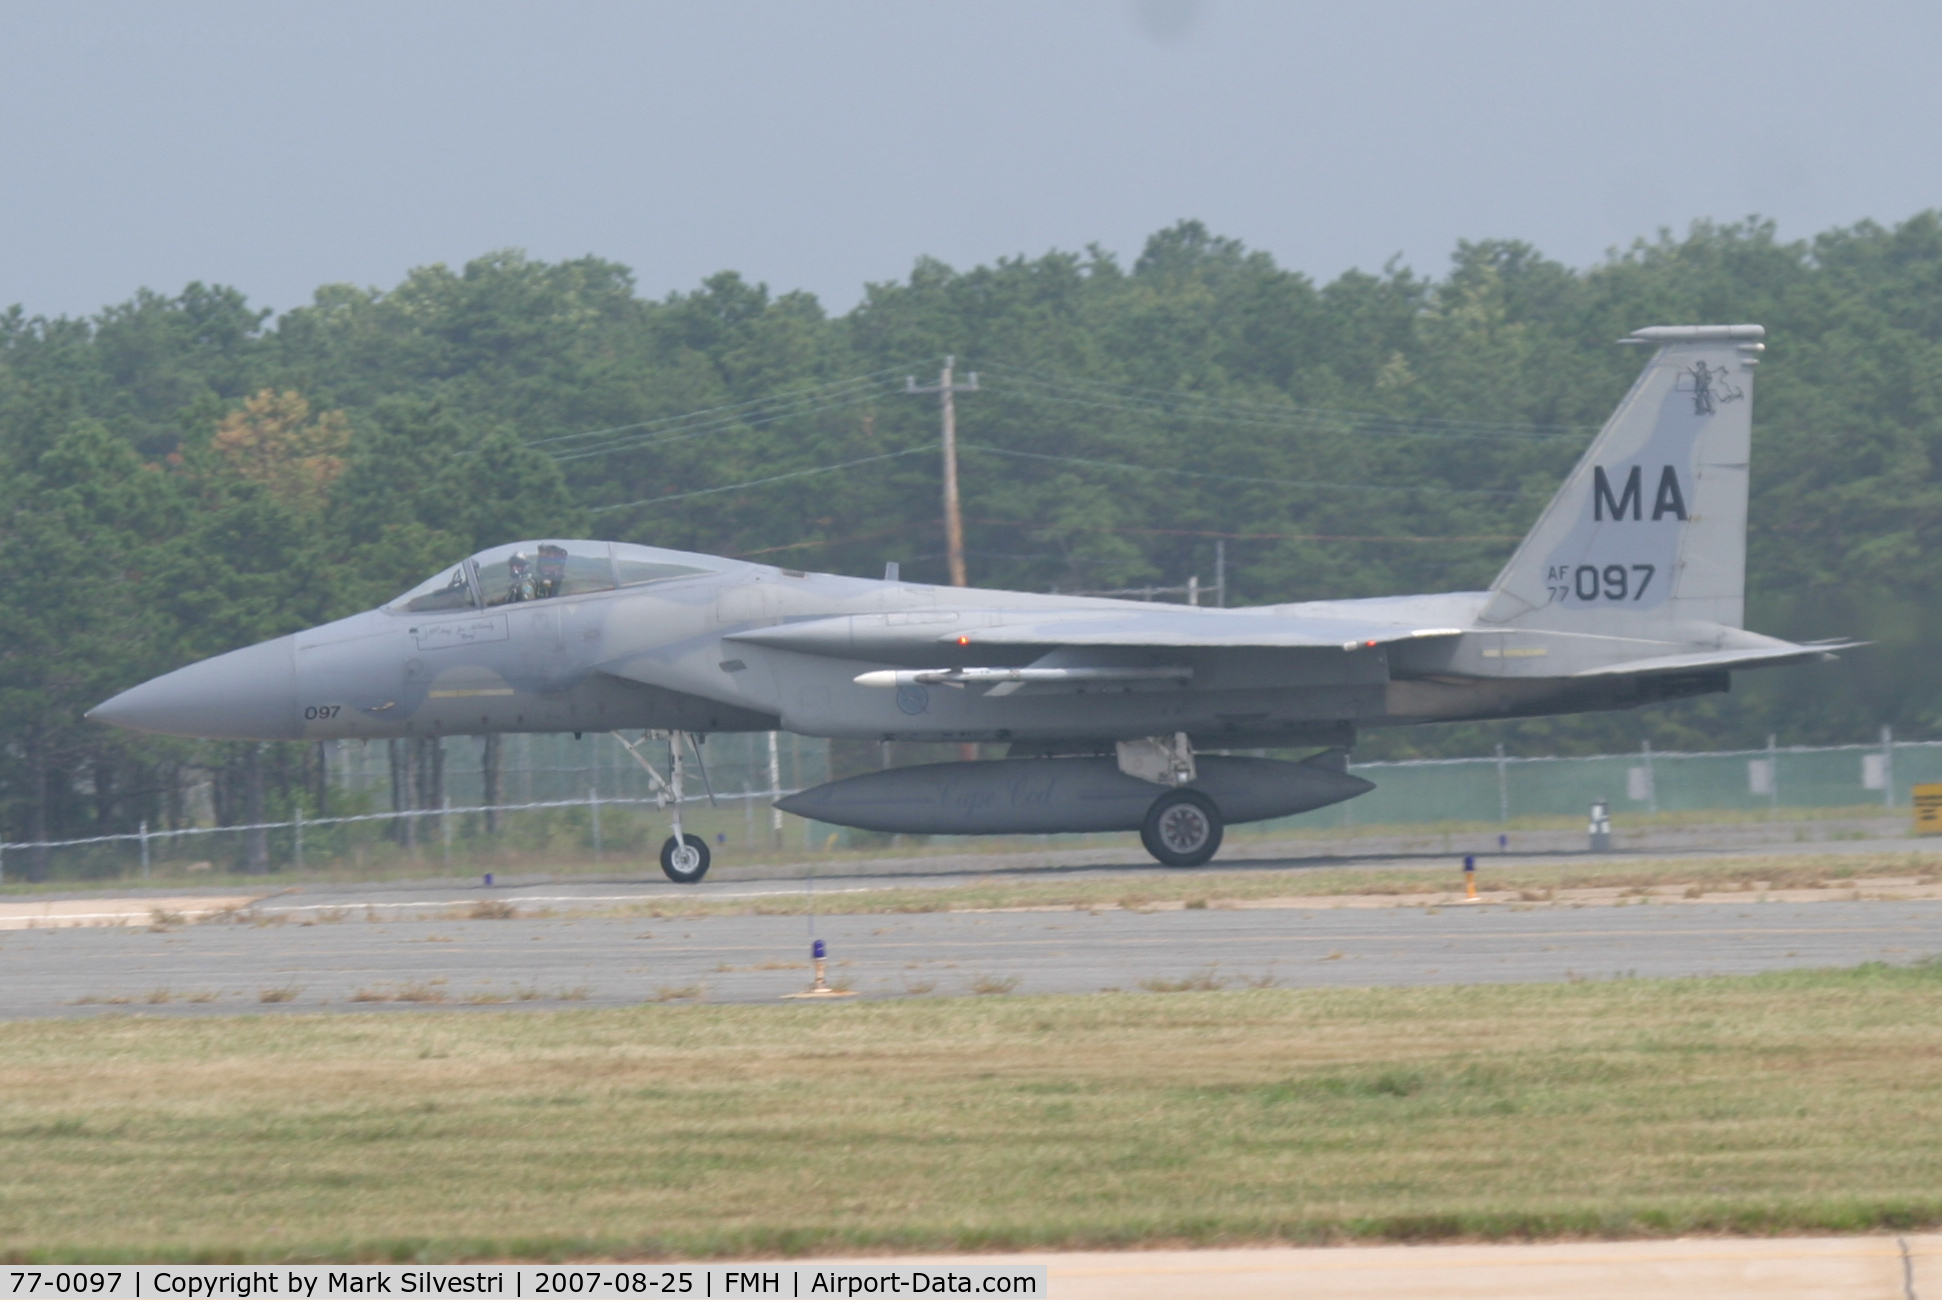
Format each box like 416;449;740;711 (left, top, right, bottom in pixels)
5;215;1941;861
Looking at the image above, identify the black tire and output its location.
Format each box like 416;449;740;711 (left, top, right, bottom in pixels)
659;833;711;884
1140;789;1223;867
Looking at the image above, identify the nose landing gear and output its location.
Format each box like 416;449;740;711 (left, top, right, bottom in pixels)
614;729;715;885
660;832;710;884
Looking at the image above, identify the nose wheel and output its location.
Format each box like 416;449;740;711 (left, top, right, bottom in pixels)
660;833;711;885
1140;789;1223;867
614;729;717;885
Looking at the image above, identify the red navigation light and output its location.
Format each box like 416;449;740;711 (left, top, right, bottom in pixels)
958;635;970;646
1364;639;1379;648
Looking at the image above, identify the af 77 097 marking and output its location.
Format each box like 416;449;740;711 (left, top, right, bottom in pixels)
1546;564;1655;603
90;324;1853;878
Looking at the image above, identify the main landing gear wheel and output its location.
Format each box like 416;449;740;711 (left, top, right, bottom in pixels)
660;833;711;885
1140;789;1223;867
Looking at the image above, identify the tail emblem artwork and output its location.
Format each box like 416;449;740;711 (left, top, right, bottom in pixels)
89;325;1851;881
1679;359;1743;414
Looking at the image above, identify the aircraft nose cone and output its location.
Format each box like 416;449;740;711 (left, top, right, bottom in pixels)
88;635;301;740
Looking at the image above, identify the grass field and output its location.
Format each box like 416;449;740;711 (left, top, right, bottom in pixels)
3;962;1941;1262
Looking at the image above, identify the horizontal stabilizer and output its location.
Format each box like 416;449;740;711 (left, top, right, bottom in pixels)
1570;641;1860;678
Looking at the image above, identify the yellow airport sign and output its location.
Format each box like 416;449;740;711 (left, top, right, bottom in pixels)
1914;783;1942;835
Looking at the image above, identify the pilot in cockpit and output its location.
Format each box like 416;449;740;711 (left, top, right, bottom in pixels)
535;544;568;599
504;551;535;603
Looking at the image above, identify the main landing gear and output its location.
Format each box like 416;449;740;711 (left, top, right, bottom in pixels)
1119;733;1224;868
1140;788;1223;867
614;730;714;885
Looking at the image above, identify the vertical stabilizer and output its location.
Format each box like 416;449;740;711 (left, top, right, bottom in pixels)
1481;324;1764;632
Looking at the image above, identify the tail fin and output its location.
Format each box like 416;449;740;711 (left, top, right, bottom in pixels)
1481;324;1764;632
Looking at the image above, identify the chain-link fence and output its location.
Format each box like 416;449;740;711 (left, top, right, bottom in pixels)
0;732;832;883
1;732;1929;882
1283;735;1918;831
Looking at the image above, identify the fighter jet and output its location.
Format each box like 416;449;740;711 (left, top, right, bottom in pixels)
91;324;1848;881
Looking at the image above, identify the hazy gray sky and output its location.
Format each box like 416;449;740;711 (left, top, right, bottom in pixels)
2;0;1937;320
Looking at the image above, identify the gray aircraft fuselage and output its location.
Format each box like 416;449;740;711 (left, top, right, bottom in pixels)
85;558;1741;752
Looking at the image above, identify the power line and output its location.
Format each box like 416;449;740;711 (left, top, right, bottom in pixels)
548;383;902;463
526;367;911;452
526;359;1591;469
976;362;1596;440
957;443;1542;497
585;435;1550;516
587;446;933;514
727;522;1524;559
968;519;1526;543
729;525;916;557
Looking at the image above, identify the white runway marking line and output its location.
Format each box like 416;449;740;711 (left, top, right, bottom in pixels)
255;886;891;916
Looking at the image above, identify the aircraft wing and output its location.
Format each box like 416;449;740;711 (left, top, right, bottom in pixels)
724;608;1465;658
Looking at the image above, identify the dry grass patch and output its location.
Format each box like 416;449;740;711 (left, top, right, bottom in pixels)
652;984;703;1002
1;962;1941;1261
1138;967;1226;993
572;850;1942;923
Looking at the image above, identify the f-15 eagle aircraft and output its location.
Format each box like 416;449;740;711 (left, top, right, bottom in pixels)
91;324;1847;881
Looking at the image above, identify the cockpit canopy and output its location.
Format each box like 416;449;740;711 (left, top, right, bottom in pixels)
391;541;719;614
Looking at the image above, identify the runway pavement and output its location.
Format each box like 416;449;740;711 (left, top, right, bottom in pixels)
807;1235;1942;1299
3;822;1940;1018
0;879;1936;1017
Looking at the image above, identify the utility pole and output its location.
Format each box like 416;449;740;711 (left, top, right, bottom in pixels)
905;356;979;587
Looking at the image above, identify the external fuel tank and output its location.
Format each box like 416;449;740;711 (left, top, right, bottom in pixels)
774;752;1371;836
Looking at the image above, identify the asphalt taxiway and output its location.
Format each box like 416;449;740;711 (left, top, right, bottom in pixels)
0;884;1935;1017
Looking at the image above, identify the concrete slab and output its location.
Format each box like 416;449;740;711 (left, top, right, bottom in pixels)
0;894;263;930
790;1235;1933;1299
